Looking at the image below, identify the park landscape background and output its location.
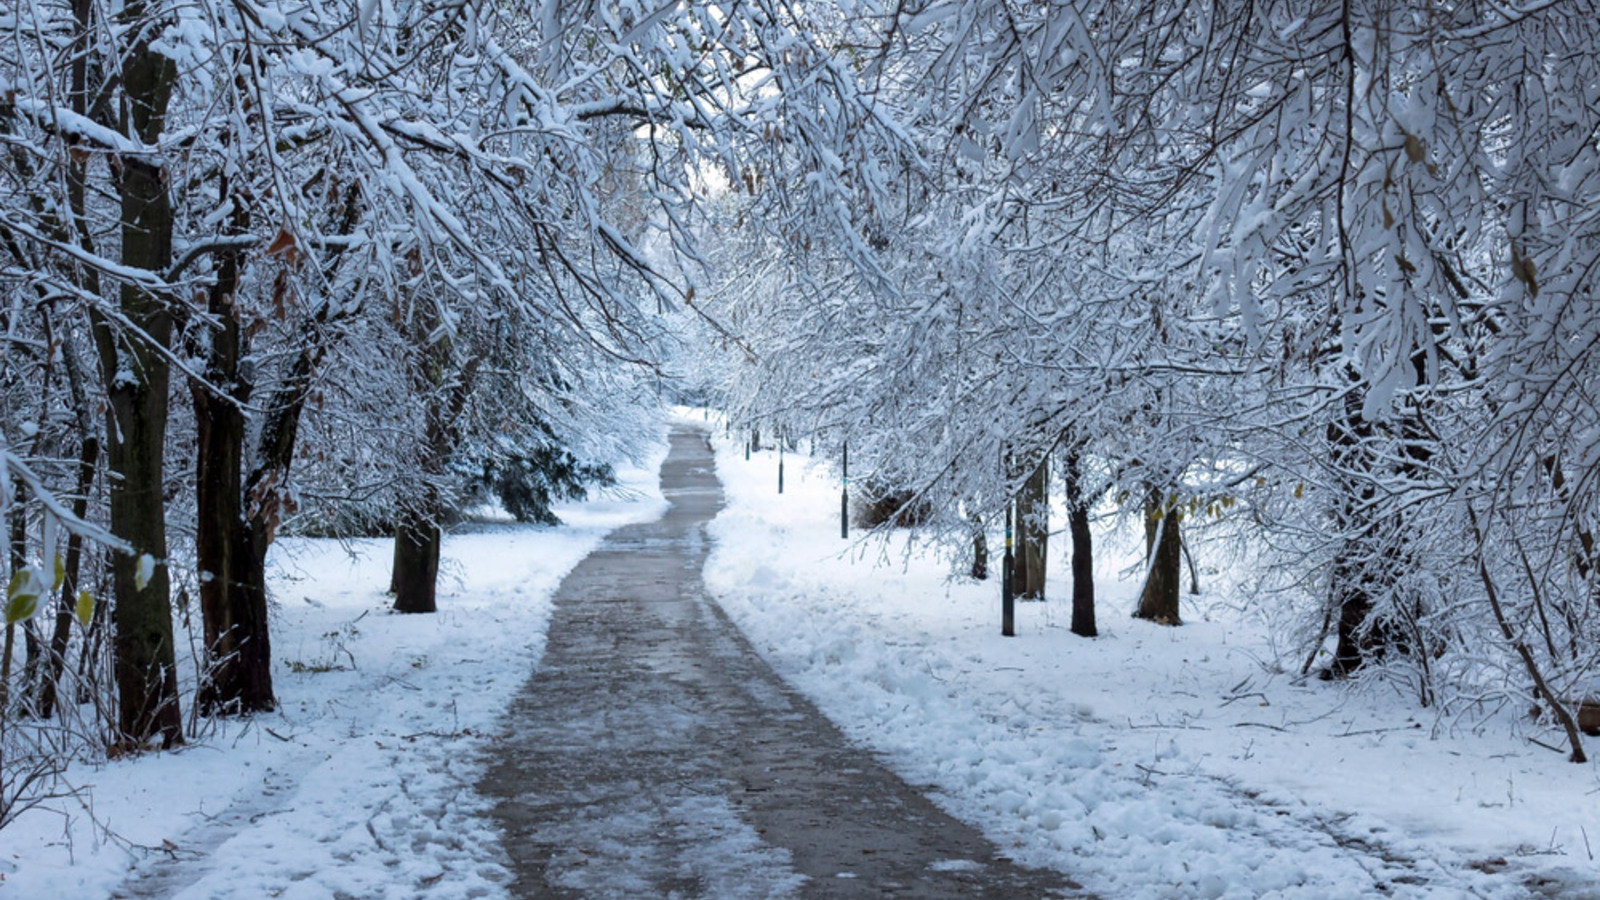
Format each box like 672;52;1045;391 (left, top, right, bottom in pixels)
5;1;1600;896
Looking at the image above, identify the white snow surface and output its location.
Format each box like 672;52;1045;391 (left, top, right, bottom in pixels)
702;426;1600;900
1;434;670;899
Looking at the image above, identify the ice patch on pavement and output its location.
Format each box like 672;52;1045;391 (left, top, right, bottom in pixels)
534;786;806;899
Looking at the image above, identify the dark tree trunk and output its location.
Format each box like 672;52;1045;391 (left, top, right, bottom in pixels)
1324;372;1388;678
392;503;442;614
20;622;42;714
192;171;275;716
1136;486;1182;625
104;358;183;748
98;6;184;748
37;400;97;720
1325;356;1437;681
1012;458;1048;600
1064;447;1096;638
196;153;361;695
389;322;478;615
193;398;275;714
1329;556;1373;676
970;514;988;580
1182;536;1201;595
1010;509;1023;596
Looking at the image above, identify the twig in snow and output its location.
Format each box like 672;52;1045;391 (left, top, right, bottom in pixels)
1334;726;1412;738
1220;692;1268;707
1134;764;1166;787
1526;736;1566;755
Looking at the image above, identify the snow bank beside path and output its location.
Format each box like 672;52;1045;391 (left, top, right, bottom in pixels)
703;425;1600;900
2;434;668;899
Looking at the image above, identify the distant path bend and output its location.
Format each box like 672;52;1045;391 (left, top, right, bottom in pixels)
481;426;1081;899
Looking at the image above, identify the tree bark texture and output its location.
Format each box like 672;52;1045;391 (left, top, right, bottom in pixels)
37;403;97;719
1137;486;1182;625
1324;376;1395;677
392;503;442;614
390;323;478;614
99;8;184;747
1064;447;1096;637
192;171;275;715
1012;458;1048;601
193;390;275;713
970;515;988;580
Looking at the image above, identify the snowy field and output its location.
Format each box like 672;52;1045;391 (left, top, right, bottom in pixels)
0;436;669;899
702;423;1600;900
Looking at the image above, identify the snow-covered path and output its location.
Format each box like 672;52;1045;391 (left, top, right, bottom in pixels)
480;427;1078;898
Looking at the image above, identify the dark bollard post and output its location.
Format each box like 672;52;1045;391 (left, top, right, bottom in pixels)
745;437;750;461
1002;502;1015;636
778;442;785;494
840;441;849;539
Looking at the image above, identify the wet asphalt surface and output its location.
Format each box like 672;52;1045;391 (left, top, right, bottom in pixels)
480;427;1080;898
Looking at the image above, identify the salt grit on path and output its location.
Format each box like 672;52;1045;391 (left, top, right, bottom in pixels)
702;417;1600;900
2;435;670;899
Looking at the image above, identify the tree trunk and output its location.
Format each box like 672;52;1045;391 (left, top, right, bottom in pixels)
37;412;97;719
970;513;988;580
1324;372;1390;677
1064;447;1096;637
1136;486;1182;625
1182;535;1201;595
389;325;478;615
20;622;42;714
192;171;275;716
104;367;183;748
392;502;441;614
1014;457;1048;600
98;6;184;748
194;387;275;714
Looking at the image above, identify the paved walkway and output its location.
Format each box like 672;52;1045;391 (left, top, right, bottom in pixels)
480;427;1079;898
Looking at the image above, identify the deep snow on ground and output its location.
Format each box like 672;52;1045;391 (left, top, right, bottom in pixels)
0;435;668;899
702;421;1600;900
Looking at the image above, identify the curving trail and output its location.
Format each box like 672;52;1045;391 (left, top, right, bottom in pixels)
480;426;1081;899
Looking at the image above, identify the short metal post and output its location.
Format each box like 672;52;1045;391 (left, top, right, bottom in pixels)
745;437;750;461
778;442;784;494
1002;502;1015;637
